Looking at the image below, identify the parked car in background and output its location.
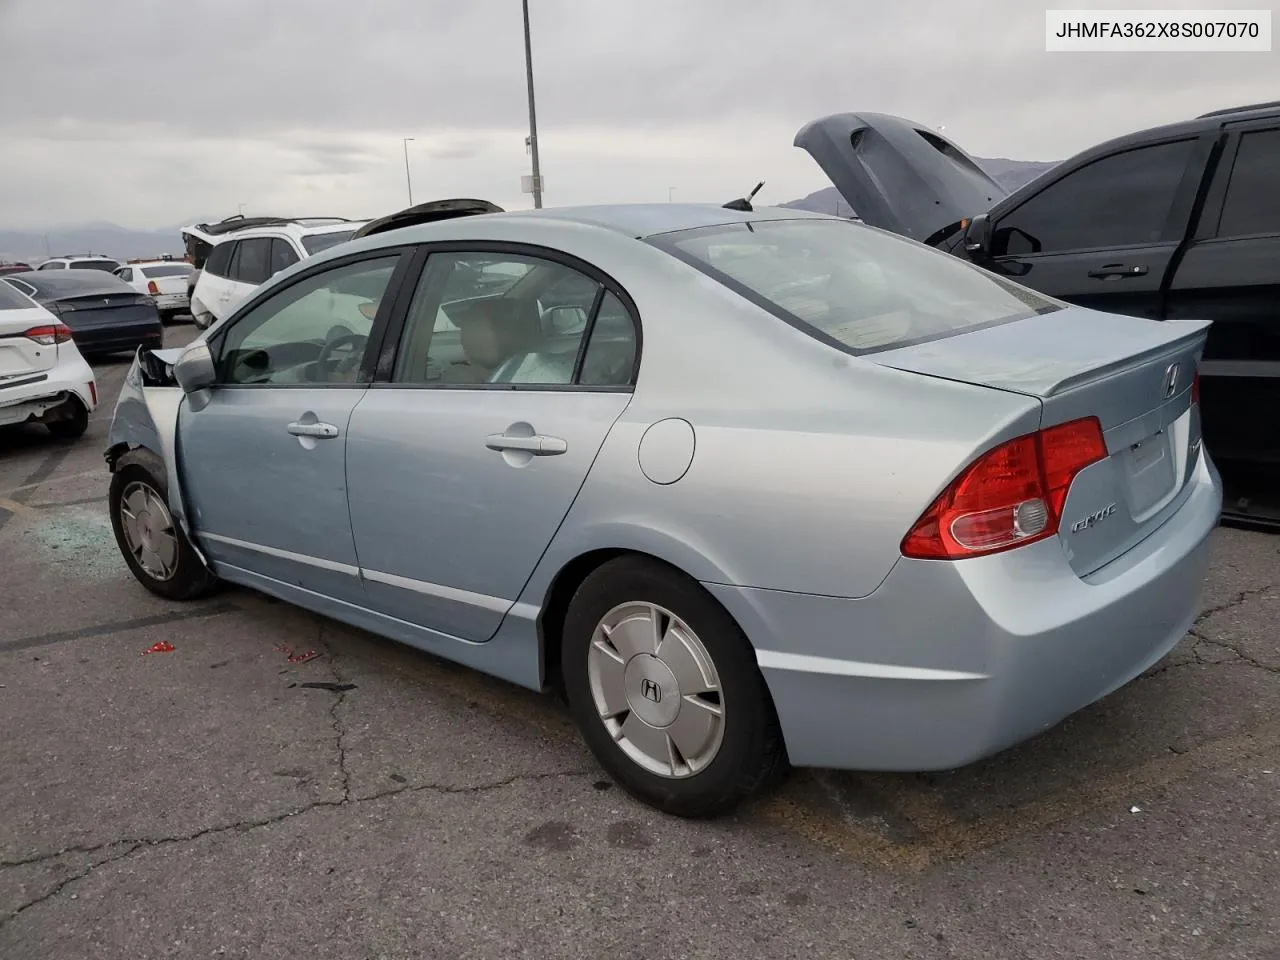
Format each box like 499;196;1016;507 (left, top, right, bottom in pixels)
114;259;194;323
795;101;1280;523
0;262;33;275
3;271;163;359
106;201;1219;817
36;255;122;272
0;277;96;438
185;216;366;329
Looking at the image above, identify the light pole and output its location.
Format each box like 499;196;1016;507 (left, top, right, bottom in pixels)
521;0;542;209
402;138;415;206
668;187;675;203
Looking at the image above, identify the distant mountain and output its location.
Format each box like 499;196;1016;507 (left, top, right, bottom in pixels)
0;222;189;265
782;157;1059;217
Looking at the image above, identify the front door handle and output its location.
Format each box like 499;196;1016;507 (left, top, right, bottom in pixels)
1088;263;1148;279
287;420;340;439
485;433;568;455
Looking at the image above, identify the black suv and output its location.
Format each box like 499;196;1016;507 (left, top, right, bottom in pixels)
797;104;1280;521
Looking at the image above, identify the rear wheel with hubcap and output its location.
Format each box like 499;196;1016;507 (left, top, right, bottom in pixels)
561;556;786;818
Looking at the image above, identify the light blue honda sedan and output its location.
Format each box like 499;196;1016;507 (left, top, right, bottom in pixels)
106;200;1221;817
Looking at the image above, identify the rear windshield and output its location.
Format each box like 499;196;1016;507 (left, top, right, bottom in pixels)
301;230;357;255
0;279;34;310
656;219;1062;354
141;264;193;278
70;260;120;271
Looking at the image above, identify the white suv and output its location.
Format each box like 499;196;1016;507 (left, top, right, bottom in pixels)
37;255;121;273
189;218;365;329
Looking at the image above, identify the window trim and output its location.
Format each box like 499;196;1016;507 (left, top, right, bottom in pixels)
204;245;418;390
369;241;642;394
3;277;38;298
988;135;1204;259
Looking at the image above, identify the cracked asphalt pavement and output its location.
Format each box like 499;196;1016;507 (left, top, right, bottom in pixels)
2;328;1278;960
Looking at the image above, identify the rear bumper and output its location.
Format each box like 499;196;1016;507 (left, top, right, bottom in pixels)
0;350;96;426
155;294;190;313
707;451;1223;771
71;320;163;354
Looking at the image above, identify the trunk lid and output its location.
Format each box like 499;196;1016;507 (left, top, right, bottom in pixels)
793;112;1007;242
0;304;62;381
870;307;1212;575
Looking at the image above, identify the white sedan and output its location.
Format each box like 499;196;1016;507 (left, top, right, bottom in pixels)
0;279;96;438
114;260;195;323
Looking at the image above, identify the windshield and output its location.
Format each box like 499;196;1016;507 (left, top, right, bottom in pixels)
301;230;357;255
69;260;120;271
656;219;1061;354
141;264;193;278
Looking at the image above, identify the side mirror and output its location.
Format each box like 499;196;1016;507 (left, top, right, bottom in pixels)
173;340;217;394
962;213;992;259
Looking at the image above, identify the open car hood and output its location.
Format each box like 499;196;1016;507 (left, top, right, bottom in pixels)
352;199;504;240
794;112;1007;245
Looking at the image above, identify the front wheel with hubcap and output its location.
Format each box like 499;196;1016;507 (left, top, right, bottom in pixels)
561;556;786;818
109;459;218;601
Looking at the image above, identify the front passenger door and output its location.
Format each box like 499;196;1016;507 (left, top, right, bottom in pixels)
178;252;406;604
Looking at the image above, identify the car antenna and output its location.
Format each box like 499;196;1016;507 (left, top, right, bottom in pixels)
723;180;765;212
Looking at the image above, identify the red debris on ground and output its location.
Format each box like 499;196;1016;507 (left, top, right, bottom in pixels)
273;644;319;664
142;641;175;655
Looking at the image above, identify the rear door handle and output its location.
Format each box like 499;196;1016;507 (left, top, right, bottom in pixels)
485;433;568;455
287;421;340;439
1088;263;1148;279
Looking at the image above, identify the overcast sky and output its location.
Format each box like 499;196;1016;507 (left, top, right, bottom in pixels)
0;0;1274;229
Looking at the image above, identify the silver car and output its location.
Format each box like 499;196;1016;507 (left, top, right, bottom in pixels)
105;202;1222;817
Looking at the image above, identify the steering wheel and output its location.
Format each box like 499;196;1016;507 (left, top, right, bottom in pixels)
313;327;368;380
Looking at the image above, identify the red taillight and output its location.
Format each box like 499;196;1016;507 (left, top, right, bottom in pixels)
88;380;98;406
1191;371;1200;405
901;417;1107;560
24;324;74;345
147;280;160;295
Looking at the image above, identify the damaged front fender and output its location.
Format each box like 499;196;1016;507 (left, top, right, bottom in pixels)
104;346;209;567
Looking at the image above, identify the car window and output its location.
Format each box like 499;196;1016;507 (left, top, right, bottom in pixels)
230;237;271;285
215;255;399;386
118;268;133;282
1217;128;1280;239
661;218;1061;354
392;253;608;386
141;264;193;278
269;238;300;276
301;230;357;256
2;277;37;298
70;260;119;271
990;139;1195;256
0;278;34;309
204;241;234;278
38;262;62;270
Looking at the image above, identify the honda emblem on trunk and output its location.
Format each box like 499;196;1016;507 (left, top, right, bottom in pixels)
1162;363;1179;399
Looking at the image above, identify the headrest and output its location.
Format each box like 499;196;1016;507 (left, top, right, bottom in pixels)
457;299;540;370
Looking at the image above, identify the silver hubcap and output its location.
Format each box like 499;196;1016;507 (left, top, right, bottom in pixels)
587;602;725;779
119;481;179;582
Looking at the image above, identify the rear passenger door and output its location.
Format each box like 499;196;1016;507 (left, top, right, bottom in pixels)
1167;121;1280;464
981;137;1206;319
344;247;640;644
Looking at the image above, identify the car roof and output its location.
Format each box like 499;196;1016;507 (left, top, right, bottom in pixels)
7;269;132;294
365;203;838;244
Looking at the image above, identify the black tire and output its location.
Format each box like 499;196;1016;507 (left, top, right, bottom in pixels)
561;556;787;818
45;397;88;440
109;456;219;601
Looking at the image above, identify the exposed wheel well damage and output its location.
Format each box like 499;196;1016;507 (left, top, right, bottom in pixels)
537;548;736;691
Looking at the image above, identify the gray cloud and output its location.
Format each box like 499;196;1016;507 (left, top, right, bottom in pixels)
0;0;1274;228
